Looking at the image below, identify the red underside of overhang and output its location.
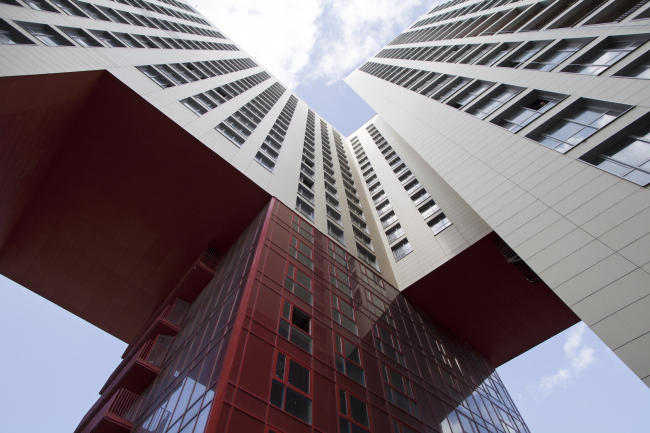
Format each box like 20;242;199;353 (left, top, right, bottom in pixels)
403;231;580;367
0;70;578;364
0;71;271;343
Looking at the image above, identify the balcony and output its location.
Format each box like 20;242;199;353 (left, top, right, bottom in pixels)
100;339;169;397
76;388;144;433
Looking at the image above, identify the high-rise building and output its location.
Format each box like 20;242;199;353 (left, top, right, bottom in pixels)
346;0;650;389
0;0;647;432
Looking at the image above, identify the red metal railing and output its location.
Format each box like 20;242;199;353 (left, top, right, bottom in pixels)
139;340;169;367
198;246;221;273
164;303;187;327
108;388;145;423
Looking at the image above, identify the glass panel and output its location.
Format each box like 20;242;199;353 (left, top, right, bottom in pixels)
288;360;310;393
275;353;285;379
349;395;370;427
345;360;365;385
285;387;311;423
290;327;313;352
344;341;360;364
270;380;284;408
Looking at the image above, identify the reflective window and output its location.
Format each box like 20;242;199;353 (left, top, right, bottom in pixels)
270;352;312;424
564;38;646;75
589;124;650;186
525;40;589;71
381;364;421;419
470;87;522;119
284;262;312;305
16;21;73;46
428;213;452;235
496;93;563;132
535;103;627;153
335;334;365;386
332;293;358;335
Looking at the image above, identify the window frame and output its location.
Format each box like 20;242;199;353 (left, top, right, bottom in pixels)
334;333;366;386
270;350;313;425
278;299;313;354
332;293;358;336
338;387;372;433
380;363;421;419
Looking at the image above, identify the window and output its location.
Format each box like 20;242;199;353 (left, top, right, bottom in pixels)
338;389;371;433
525;39;590;71
534;101;628;153
428;213;452;234
292;214;314;243
216;123;245;147
418;200;440;219
440;367;465;403
285;262;312;305
360;266;387;297
391;238;413;262
328;240;349;269
588;124;650;186
329;263;352;295
365;290;394;327
327;205;342;224
376;200;393;216
289;235;313;270
181;97;207;116
326;193;340;210
297;184;314;204
90;30;124;48
16;22;73;46
335;334;365;386
74;1;109;20
373;323;406;366
295;198;315;222
381;364;421;419
500;40;550;68
381;211;398;228
615;52;650;79
448;81;494;109
495;92;564;132
278;300;312;353
392;420;418;433
476;42;518;66
357;244;379;271
410;188;430;206
270;352;312;424
469;86;522;119
0;19;34;45
328;221;346;246
332;293;358;336
433;77;471;101
57;27;102;47
385;224;405;244
563;37;647;75
24;0;58;12
50;0;85;16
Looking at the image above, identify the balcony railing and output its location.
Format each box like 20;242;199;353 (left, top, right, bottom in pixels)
108;388;145;424
75;388;144;433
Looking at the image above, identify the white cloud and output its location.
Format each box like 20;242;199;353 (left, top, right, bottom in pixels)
539;323;596;395
193;0;435;88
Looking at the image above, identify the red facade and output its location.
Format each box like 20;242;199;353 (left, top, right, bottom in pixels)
77;198;531;433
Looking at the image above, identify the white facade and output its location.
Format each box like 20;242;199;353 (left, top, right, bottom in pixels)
346;0;650;386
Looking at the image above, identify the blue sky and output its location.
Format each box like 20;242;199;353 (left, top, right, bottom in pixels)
1;1;648;432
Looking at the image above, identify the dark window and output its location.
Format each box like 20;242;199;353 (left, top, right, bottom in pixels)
16;22;72;46
335;334;365;386
339;389;371;433
381;364;421;418
58;27;102;47
270;352;312;424
279;300;312;353
0;19;34;45
588;124;650;186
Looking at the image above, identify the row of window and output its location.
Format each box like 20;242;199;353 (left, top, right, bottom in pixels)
295;110;318;224
395;0;650;45
255;95;298;171
359;61;650;185
137;58;257;88
414;0;517;28
321;123;347;246
0;18;235;50
332;128;381;271
4;0;218;36
179;71;271;115
427;0;469;16
378;34;650;79
215;82;286;147
274;290;424;431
